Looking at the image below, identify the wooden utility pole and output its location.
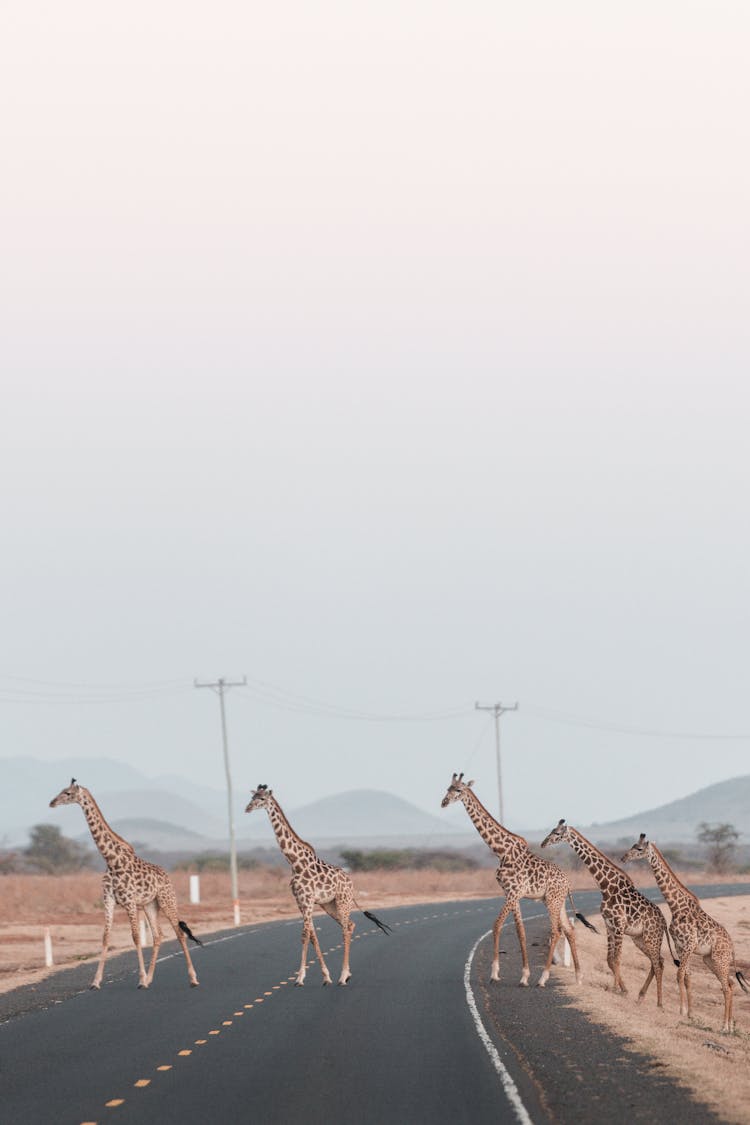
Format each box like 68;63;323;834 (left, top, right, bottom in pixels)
474;700;519;823
194;676;247;925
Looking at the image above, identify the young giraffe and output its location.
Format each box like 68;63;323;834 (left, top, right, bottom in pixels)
245;784;390;985
621;834;749;1032
542;819;668;1006
50;780;202;990
441;774;594;986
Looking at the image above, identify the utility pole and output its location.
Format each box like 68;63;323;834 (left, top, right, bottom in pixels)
195;676;247;925
475;700;519;823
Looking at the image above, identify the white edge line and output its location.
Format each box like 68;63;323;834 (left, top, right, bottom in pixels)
464;929;535;1125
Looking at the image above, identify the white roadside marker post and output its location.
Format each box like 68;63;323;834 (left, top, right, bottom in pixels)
43;927;54;967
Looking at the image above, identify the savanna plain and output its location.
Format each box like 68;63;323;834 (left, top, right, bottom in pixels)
2;867;749;1123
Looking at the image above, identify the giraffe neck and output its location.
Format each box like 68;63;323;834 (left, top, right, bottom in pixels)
566;828;631;894
266;798;317;872
78;789;134;864
460;790;528;861
647;844;698;911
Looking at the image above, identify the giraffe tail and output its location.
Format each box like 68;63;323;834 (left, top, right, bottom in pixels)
736;970;749;993
663;926;680;968
567;891;598;933
363;910;392;936
179;920;203;946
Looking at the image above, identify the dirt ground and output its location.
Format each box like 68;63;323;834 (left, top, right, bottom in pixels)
558;895;750;1125
3;868;749;1122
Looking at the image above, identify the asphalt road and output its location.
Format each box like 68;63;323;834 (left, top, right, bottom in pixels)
1;884;745;1125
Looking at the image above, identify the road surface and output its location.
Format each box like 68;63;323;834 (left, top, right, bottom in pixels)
1;884;744;1124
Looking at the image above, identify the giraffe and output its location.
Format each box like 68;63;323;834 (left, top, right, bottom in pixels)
621;833;749;1032
541;819;668;1006
245;784;390;985
49;780;201;990
441;774;594;986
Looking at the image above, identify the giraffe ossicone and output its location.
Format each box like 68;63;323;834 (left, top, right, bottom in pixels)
49;780;201;991
441;773;587;987
245;783;390;987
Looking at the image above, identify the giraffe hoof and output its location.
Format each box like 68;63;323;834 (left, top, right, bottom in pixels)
89;983;101;991
190;981;199;988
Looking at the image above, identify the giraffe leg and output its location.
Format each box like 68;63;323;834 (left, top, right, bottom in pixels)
561;913;582;984
705;953;734;1033
142;900;163;987
540;901;582;986
676;943;695;1017
295;900;332;986
339;911;354;986
631;934;663;1007
321;899;354;985
490;900;515;982
683;967;693;1018
158;888;199;987
90;885;115;990
126;904;149;988
296;918;312;986
606;930;627;994
512;902;531;986
538;900;563;987
307;920;333;986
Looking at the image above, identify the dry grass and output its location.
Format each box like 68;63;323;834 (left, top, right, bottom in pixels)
0;866;500;993
558;895;750;1125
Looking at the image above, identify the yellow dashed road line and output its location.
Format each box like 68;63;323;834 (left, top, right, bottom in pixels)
91;903;487;1120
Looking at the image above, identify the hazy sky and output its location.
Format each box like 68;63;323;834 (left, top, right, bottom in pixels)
2;3;749;832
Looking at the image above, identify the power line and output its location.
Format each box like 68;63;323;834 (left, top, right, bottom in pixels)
236;676;474;722
523;703;750;740
0;683;192;705
194;676;247;925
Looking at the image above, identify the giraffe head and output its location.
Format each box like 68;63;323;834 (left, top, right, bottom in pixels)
620;833;650;865
540;818;571;848
245;783;274;814
49;778;84;808
440;772;475;808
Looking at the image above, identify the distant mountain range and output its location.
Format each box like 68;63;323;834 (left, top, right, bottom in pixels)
2;756;748;854
0;757;469;852
571;774;750;845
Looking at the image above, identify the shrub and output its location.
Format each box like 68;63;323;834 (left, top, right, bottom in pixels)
340;848;478;873
696;822;740;873
24;824;95;873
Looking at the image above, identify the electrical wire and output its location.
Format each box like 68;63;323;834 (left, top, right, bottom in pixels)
523;702;750;740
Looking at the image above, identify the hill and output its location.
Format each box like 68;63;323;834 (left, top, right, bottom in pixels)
5;756;747;853
528;775;750;845
1;757;469;850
